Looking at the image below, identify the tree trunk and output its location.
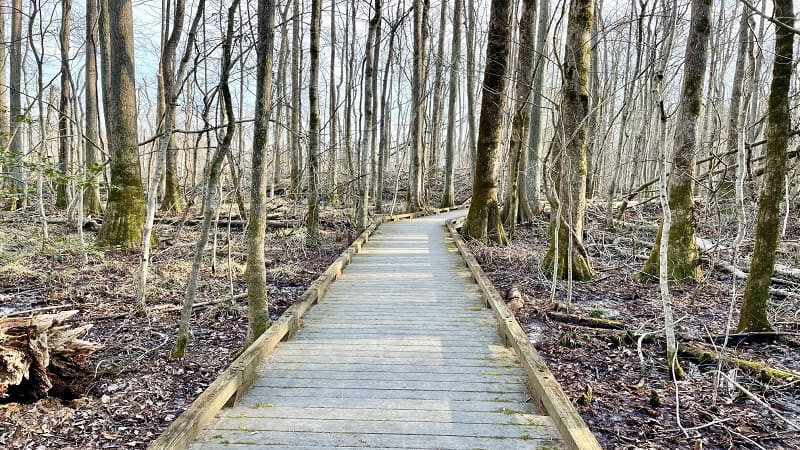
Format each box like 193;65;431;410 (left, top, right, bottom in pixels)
96;0;147;250
408;0;426;212
429;0;448;175
441;0;462;208
328;2;339;205
289;0;302;199
0;0;7;207
500;0;536;232
244;0;275;348
738;0;793;333
7;0;23;210
718;11;752;200
541;0;594;281
83;0;102;215
641;0;712;282
357;0;381;229
55;0;72;210
461;0;512;245
526;0;549;215
307;0;321;243
464;0;478;171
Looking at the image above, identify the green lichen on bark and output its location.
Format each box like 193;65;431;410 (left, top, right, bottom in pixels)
737;0;793;333
541;219;593;281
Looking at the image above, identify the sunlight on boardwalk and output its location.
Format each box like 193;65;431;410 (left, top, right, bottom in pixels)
191;212;564;449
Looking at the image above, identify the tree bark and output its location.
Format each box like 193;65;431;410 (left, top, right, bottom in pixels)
641;0;712;282
55;0;72;210
6;0;23;209
500;0;537;232
541;0;594;281
441;0;462;208
83;0;103;215
738;0;793;333
96;0;147;250
289;0;302;199
526;0;549;215
307;0;321;243
408;0;426;212
244;0;275;347
357;0;382;229
461;0;512;245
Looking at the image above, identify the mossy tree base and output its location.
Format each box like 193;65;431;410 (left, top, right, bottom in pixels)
462;199;508;246
96;186;147;250
541;221;593;281
640;221;702;282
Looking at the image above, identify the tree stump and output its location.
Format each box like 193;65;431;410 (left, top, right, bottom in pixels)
0;310;101;402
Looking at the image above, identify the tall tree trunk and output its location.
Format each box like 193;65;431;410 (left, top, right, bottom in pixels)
441;0;462;208
461;0;512;245
96;0;147;249
244;0;275;347
718;11;752;199
328;1;339;205
541;0;594;281
357;0;381;229
464;0;478;171
408;0;426;212
83;0;102;215
290;0;302;199
307;0;321;243
55;0;72;210
526;0;549;215
7;0;23;210
738;0;793;333
272;2;290;197
641;0;712;282
500;0;536;232
429;0;448;175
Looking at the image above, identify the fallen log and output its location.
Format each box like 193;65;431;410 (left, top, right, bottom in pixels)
0;310;101;401
680;343;800;383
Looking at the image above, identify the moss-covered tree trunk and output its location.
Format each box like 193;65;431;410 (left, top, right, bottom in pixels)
526;0;549;216
461;0;511;245
96;0;146;250
641;0;711;282
244;0;275;348
441;0;462;208
541;0;594;281
738;0;793;333
500;0;536;233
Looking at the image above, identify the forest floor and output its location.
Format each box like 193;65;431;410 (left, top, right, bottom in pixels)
0;198;357;449
468;201;800;449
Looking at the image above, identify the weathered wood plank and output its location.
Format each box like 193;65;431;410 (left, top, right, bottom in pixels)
242;386;530;402
255;368;524;383
192;430;563;449
446;218;602;450
232;396;534;413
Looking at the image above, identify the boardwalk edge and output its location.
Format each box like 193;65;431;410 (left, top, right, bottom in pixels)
149;206;467;450
445;217;602;450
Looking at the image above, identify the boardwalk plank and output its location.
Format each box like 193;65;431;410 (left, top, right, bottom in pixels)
188;213;563;450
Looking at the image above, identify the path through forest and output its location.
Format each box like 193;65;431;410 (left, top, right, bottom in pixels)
190;211;565;449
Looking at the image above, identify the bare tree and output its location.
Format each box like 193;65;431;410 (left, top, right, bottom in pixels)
461;0;512;245
307;0;321;242
96;0;147;249
641;0;712;282
244;0;276;347
541;0;595;281
441;0;463;208
84;0;102;215
56;0;72;210
408;0;426;211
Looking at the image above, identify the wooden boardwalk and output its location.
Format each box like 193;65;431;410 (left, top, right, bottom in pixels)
191;212;564;449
